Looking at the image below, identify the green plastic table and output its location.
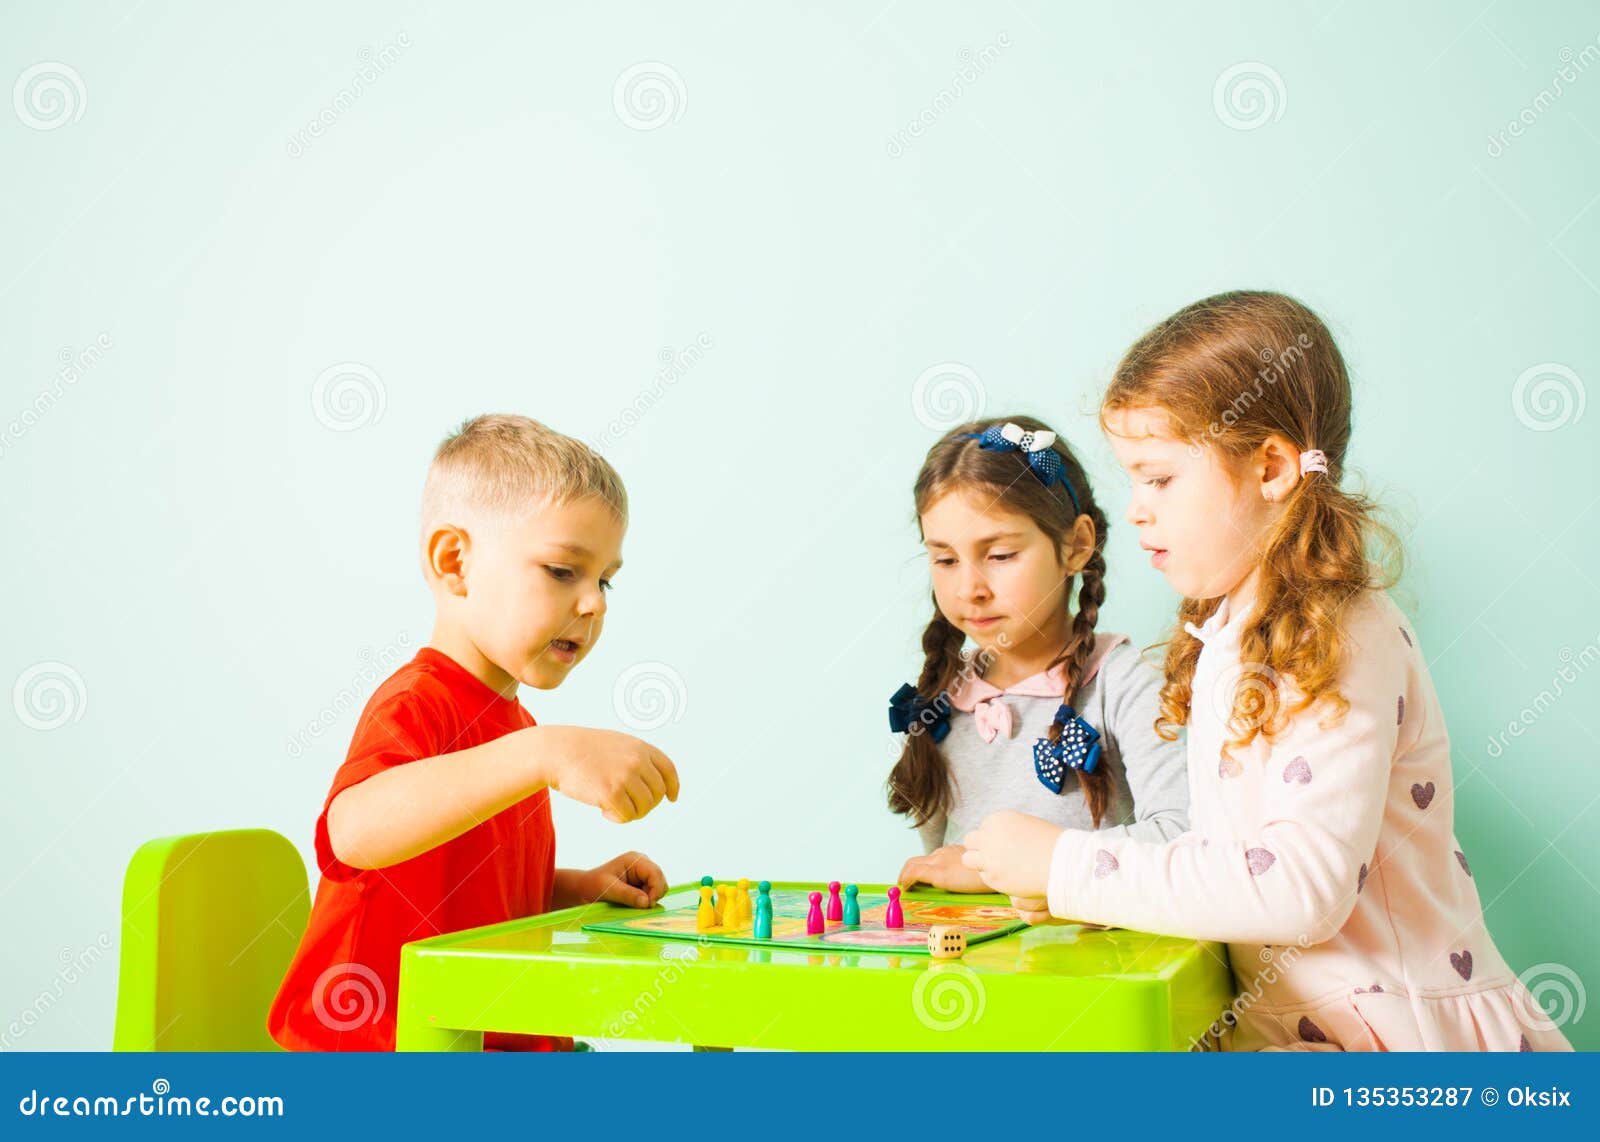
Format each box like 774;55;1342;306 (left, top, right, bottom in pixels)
396;882;1234;1051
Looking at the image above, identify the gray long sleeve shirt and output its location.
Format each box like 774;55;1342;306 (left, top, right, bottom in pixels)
917;638;1191;852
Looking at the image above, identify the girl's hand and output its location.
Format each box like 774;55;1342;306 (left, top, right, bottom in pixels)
898;845;991;893
581;850;667;909
1010;895;1053;924
960;810;1063;899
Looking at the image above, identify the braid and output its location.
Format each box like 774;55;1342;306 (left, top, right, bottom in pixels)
1045;500;1112;825
896;413;1122;829
888;601;967;826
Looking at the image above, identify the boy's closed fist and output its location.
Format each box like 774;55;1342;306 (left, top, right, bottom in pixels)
542;726;680;823
580;851;667;909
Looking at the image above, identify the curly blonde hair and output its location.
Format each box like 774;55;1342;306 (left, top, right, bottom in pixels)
1101;291;1400;756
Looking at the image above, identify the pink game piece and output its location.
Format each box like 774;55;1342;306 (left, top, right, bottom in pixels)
884;885;904;929
826;880;843;922
806;890;825;935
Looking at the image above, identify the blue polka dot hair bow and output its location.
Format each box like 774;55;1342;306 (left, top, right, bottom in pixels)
888;683;952;744
962;422;1081;511
1032;704;1102;791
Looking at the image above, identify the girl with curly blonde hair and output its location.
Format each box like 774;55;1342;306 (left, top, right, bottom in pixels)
963;291;1571;1052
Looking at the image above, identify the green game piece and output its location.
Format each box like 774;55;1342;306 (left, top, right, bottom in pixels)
758;880;771;894
753;894;773;940
701;875;714;889
842;883;860;925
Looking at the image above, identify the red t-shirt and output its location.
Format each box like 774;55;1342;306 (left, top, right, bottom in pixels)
269;647;557;1051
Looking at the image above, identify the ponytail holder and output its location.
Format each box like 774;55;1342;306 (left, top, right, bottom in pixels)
962;422;1082;513
1299;449;1329;476
1031;703;1102;791
888;683;953;744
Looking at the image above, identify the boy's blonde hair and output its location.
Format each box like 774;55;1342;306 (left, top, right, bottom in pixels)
420;414;628;540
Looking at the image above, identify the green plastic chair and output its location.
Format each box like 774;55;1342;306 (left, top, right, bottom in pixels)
113;829;310;1051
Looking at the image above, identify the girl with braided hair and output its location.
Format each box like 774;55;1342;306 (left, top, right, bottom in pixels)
889;415;1189;894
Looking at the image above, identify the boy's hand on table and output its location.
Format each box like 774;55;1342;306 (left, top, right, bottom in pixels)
960;810;1062;900
540;726;680;823
897;845;990;893
580;851;667;909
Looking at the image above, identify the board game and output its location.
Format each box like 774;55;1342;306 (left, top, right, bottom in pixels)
581;882;1028;955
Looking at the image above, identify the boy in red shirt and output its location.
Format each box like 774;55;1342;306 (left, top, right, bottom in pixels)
269;414;680;1051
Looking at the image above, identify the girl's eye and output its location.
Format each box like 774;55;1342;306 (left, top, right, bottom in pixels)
932;556;956;567
1146;476;1172;489
989;552;1015;562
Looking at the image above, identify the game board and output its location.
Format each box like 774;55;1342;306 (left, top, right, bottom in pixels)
581;886;1027;954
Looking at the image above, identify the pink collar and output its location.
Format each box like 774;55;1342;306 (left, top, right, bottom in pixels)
948;632;1130;743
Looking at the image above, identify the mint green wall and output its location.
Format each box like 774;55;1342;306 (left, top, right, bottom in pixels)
3;2;1595;1049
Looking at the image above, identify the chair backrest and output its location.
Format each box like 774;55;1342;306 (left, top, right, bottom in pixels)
113;829;309;1051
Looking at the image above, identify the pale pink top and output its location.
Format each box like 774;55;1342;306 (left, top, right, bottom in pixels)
1045;587;1572;1051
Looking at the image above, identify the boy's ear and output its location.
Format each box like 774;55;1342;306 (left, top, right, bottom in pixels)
425;525;470;597
1259;434;1302;503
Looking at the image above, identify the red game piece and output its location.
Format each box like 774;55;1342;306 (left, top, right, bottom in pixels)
826;880;843;922
884;885;904;929
806;891;825;935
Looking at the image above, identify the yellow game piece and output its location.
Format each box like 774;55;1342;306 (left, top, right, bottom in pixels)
716;883;734;927
736;878;752;927
928;925;967;959
696;885;717;932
